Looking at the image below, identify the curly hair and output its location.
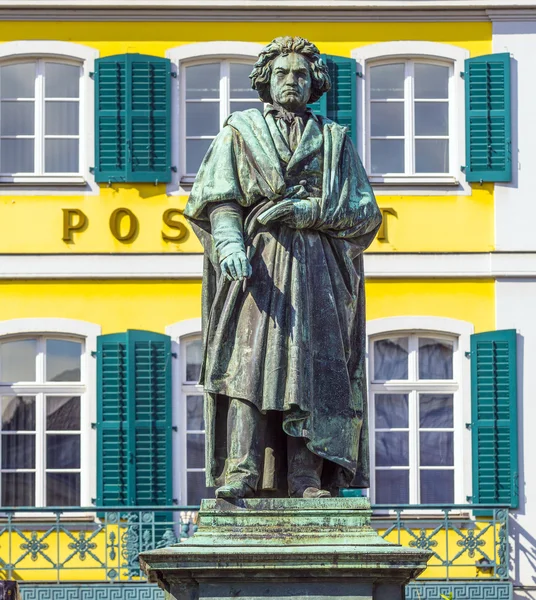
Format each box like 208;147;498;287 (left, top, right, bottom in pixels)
249;36;331;105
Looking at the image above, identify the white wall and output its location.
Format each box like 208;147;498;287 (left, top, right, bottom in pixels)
493;20;536;251
496;280;536;596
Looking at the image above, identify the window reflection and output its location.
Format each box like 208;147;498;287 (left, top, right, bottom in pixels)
0;339;37;382
374;337;408;380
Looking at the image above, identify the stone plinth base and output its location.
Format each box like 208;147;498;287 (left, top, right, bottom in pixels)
139;498;430;600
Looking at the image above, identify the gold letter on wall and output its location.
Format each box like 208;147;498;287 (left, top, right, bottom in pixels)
377;208;397;243
162;208;188;243
109;208;139;242
62;209;88;243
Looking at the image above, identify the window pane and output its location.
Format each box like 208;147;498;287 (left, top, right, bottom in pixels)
2;434;35;468
415;102;448;136
1;101;34;135
45;101;79;135
186;138;212;174
418;338;453;380
230;101;261;114
1;138;34;173
420;469;454;503
375;394;408;429
374;337;408;380
187;471;213;505
187;433;205;468
371;139;404;174
0;339;36;382
415;139;449;174
1;396;35;431
230;63;257;98
420;394;453;428
186;339;203;382
370;63;405;99
46;472;80;506
47;396;80;431
185;63;220;99
187;395;204;431
415;64;449;100
371;102;404;137
1;472;35;506
46;339;82;382
45;63;80;99
44;139;79;173
1;62;35;98
186;102;219;137
47;434;80;468
375;470;409;504
375;432;408;466
420;432;453;466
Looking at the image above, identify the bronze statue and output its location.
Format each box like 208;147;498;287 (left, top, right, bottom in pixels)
184;36;381;499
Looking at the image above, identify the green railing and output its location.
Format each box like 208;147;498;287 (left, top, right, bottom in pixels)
0;504;509;583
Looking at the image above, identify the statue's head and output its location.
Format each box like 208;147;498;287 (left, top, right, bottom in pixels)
250;36;331;112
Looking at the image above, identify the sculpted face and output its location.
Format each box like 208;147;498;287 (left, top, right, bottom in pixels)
269;52;312;112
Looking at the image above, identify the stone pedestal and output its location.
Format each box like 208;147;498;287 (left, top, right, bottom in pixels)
139;498;430;600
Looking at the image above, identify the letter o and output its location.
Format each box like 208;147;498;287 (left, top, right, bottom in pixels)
109;208;139;242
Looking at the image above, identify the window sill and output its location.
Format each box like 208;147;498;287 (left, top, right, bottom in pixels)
369;175;460;186
0;176;87;186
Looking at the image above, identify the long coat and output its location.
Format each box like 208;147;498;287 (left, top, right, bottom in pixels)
184;108;382;492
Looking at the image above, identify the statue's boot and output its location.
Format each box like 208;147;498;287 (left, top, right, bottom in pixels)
288;435;329;498
302;486;331;498
221;398;265;498
215;481;255;499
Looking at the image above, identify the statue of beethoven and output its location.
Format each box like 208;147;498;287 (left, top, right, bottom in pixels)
184;36;382;499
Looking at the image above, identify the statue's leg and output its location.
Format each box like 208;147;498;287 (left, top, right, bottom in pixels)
287;436;330;498
216;397;265;498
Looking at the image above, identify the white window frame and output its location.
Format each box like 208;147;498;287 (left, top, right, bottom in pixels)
166;42;264;195
0;41;98;195
166;318;203;506
353;41;470;196
367;317;474;506
0;318;100;509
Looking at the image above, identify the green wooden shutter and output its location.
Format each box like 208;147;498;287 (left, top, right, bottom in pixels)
96;332;129;506
470;329;518;508
94;56;128;184
309;54;357;146
464;53;512;183
95;54;172;184
96;330;173;507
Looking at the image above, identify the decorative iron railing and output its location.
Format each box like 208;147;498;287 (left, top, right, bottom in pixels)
0;504;509;583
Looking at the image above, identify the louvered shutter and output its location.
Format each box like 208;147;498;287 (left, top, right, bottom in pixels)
470;329;518;508
308;54;357;146
94;54;172;184
96;333;129;506
94;57;127;183
96;330;173;508
464;53;512;183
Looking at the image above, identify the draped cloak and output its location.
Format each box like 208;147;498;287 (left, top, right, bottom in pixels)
184;108;382;492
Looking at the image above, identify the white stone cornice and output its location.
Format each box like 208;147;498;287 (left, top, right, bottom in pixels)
3;252;536;279
0;1;534;22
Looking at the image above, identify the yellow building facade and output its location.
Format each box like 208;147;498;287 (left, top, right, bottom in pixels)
0;2;529;599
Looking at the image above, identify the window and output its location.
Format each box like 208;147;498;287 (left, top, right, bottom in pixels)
370;333;459;505
0;335;85;507
167;42;264;192
0;41;98;192
179;336;212;505
0;59;81;179
368;59;451;177
353;41;469;193
181;60;261;178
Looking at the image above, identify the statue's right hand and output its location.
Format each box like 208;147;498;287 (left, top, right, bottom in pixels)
220;250;252;281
